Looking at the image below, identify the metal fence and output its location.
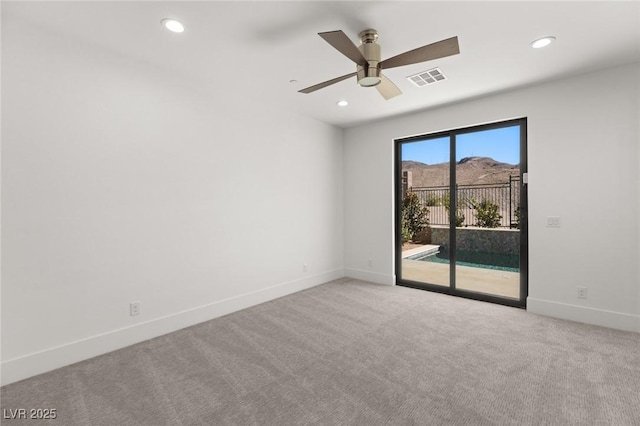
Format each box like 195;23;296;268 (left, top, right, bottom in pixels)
407;175;521;228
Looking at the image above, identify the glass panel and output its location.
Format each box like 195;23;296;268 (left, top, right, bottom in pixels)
400;137;450;287
454;126;521;299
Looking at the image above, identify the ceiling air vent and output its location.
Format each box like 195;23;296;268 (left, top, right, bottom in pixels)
407;67;447;87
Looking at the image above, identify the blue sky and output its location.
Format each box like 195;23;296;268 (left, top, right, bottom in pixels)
401;125;520;165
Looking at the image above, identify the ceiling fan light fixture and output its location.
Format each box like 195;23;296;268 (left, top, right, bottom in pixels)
358;76;382;87
530;36;555;49
161;18;185;33
357;64;382;87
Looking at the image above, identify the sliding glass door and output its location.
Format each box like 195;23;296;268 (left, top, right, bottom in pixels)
395;119;527;307
399;136;451;288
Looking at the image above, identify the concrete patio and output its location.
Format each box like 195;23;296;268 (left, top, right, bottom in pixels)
401;245;520;300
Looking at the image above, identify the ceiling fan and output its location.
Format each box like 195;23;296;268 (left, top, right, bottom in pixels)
299;29;460;100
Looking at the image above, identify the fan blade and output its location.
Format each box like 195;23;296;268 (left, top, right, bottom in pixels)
298;72;357;94
319;30;368;66
376;73;402;100
380;36;459;70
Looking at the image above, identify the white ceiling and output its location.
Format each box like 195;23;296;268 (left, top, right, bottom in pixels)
5;1;640;128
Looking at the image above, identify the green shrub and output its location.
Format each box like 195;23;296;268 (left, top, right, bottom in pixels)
513;205;521;229
472;198;502;228
401;220;412;243
401;191;429;241
443;193;466;227
424;195;441;207
453;208;465;227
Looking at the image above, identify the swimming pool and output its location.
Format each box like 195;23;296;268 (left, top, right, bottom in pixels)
408;248;519;273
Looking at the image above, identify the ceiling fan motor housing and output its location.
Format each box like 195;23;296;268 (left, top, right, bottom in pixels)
357;29;382;87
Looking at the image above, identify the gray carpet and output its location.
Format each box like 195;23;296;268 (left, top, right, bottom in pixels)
2;278;639;425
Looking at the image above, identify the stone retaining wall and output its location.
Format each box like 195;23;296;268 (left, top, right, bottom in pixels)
428;225;519;255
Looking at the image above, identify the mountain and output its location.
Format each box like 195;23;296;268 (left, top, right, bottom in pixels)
402;157;519;187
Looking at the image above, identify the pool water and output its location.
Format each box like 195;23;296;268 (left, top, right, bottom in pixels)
410;249;519;273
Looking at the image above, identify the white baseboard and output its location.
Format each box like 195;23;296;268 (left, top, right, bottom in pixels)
344;268;395;286
527;297;640;333
1;268;345;386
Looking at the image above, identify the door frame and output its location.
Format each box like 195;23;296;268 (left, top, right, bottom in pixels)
394;118;528;308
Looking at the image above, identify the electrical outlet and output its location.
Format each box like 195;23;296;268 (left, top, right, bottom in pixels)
303;264;308;273
577;287;588;299
130;302;141;316
546;216;561;227
367;259;373;268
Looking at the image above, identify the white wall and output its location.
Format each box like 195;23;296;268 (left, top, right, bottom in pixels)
637;69;640;334
344;63;640;332
1;18;344;385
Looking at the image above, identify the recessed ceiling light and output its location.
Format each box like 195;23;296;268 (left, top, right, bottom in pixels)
161;19;185;33
530;36;556;49
337;100;348;107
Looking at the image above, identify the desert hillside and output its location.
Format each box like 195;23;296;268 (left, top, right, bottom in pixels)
403;157;519;187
